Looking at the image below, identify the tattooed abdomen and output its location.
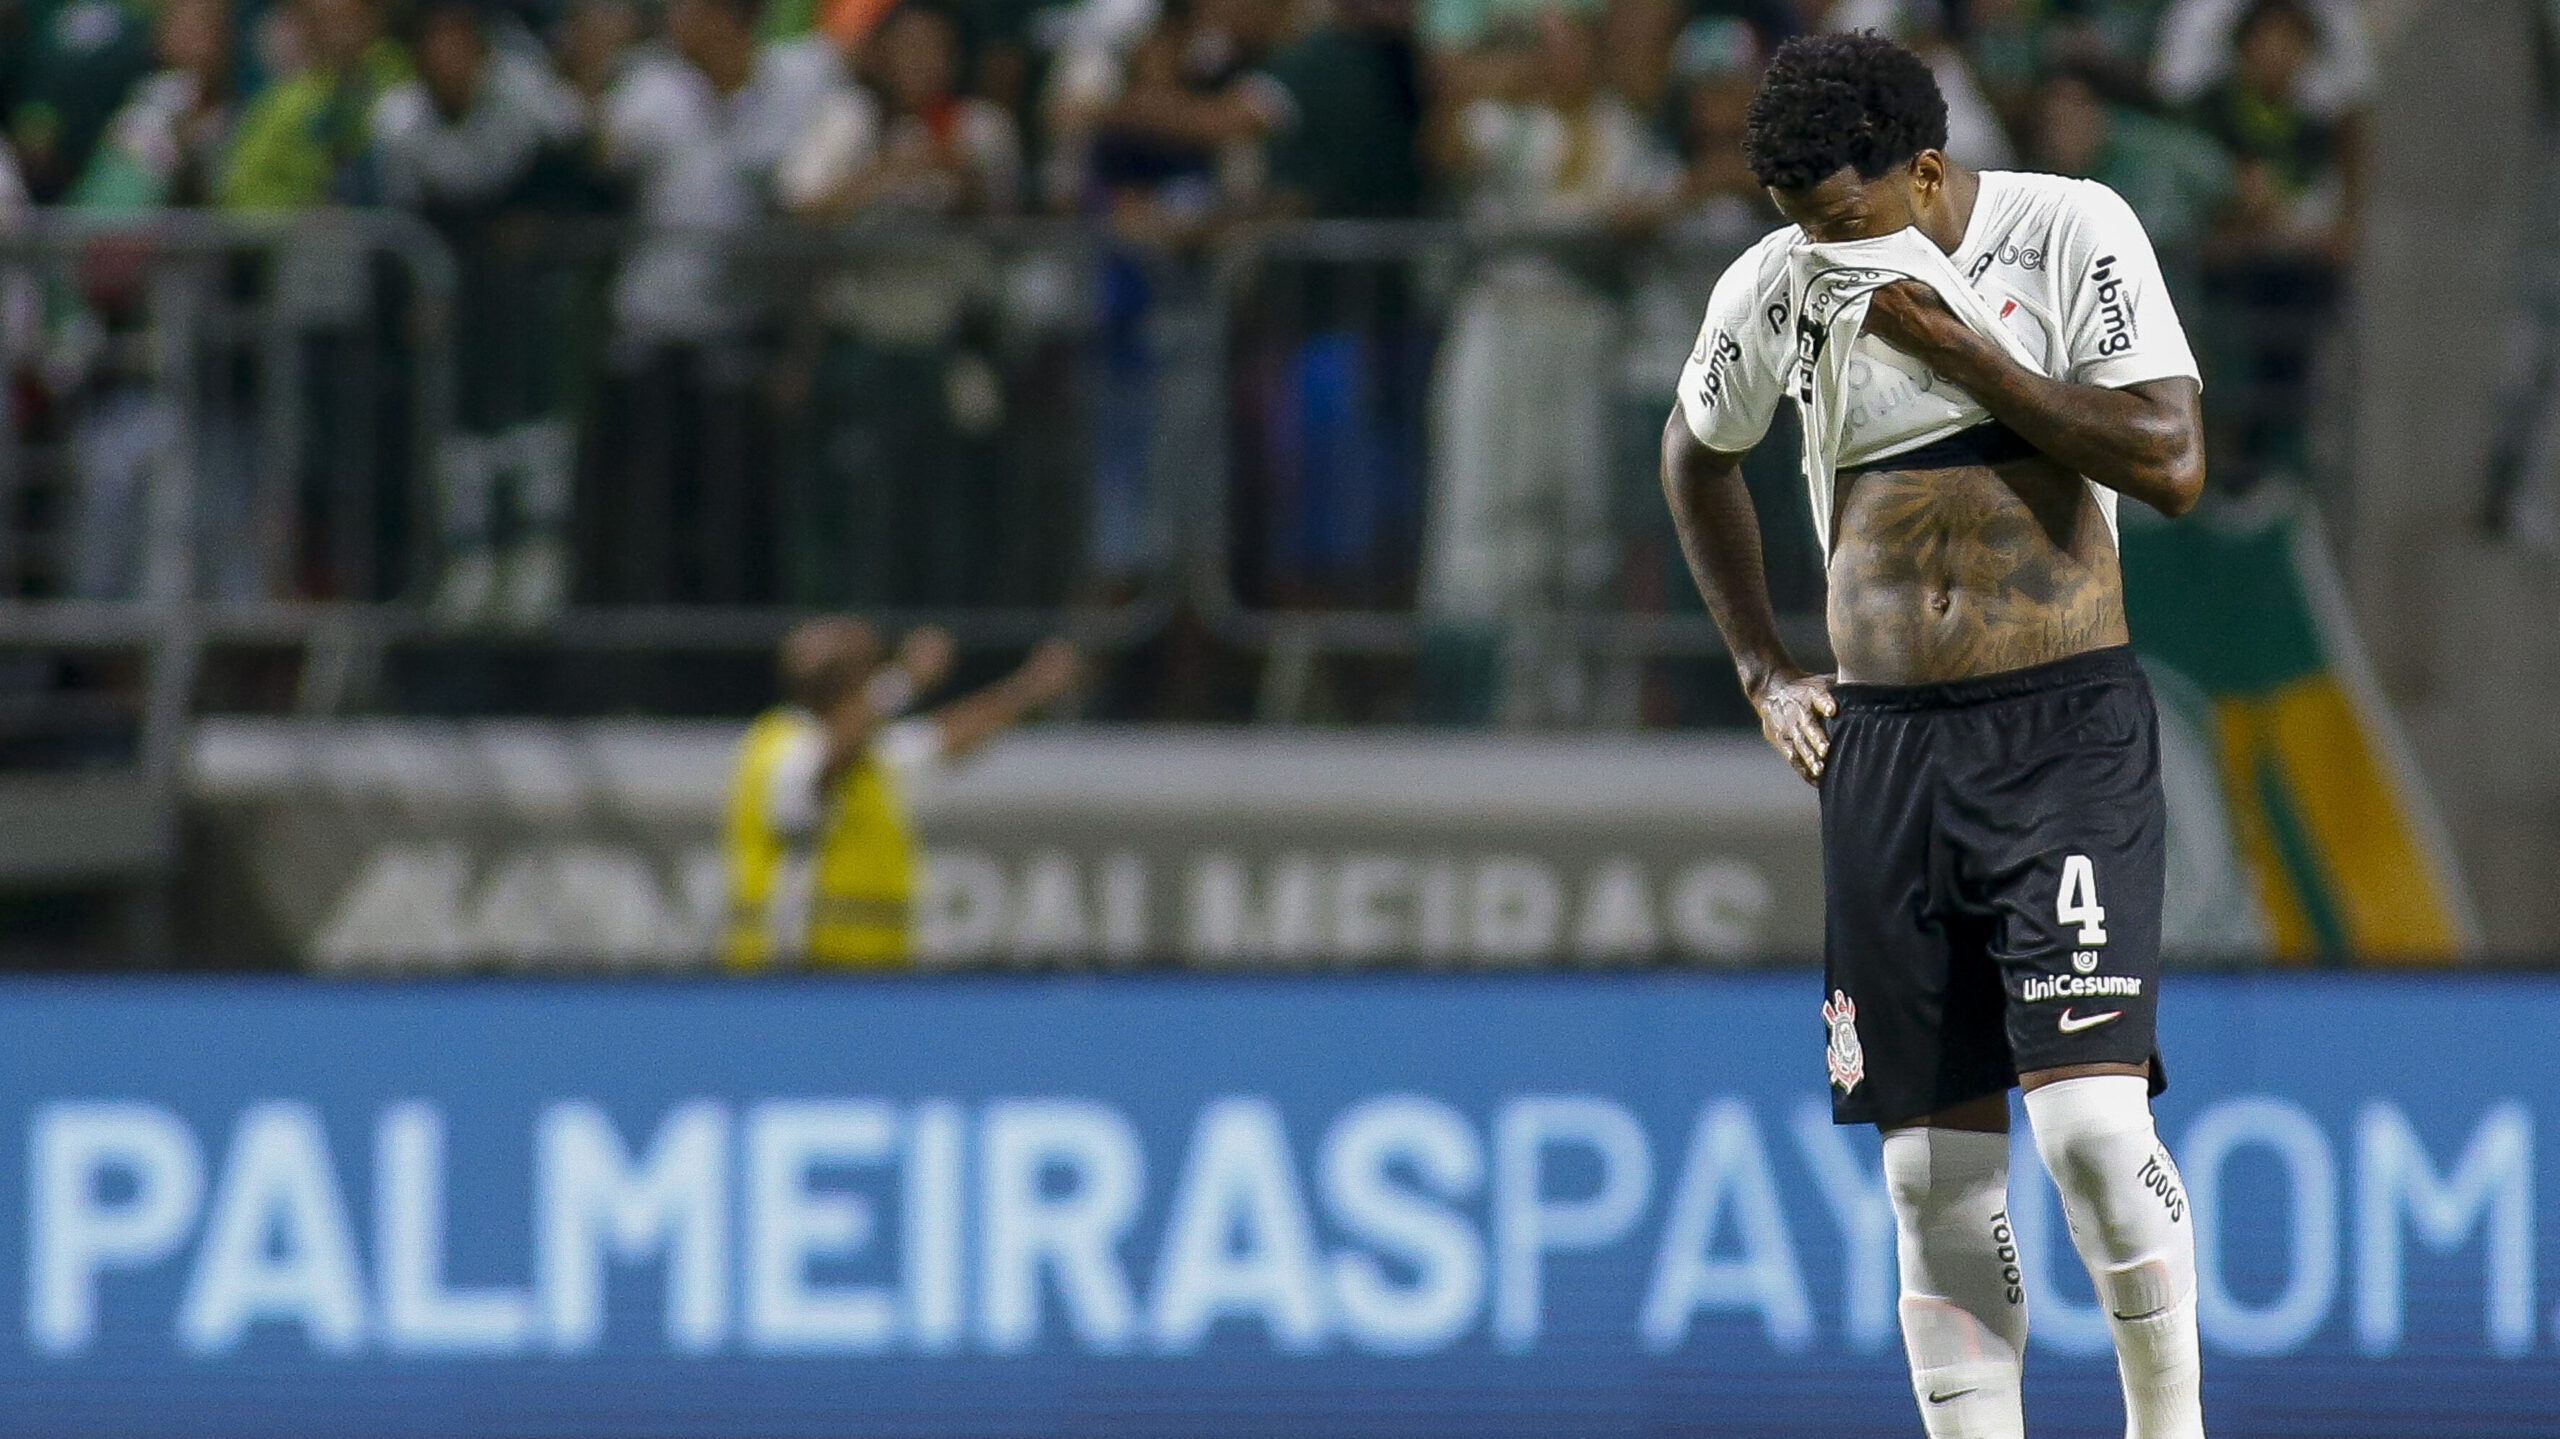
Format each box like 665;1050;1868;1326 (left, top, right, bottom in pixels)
1826;455;2128;685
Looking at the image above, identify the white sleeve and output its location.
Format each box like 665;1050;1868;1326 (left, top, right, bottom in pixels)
2053;181;2200;392
1930;51;2014;171
2148;0;2241;106
872;719;948;798
776;87;877;211
1455;98;1510;167
1674;243;1789;454
763;724;828;838
524;53;592;143
601;64;680;172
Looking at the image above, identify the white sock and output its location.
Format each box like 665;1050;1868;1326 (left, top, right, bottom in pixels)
1884;1126;2028;1439
2024;1075;2206;1439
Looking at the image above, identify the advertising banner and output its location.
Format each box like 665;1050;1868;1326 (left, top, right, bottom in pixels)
1;973;2551;1437
183;713;2283;972
184;726;1828;969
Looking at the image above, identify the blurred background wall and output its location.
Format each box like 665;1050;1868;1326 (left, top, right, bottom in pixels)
6;7;2560;1436
2349;0;2560;951
0;0;2551;965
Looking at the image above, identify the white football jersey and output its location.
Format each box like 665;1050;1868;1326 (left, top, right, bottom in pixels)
1676;170;2201;472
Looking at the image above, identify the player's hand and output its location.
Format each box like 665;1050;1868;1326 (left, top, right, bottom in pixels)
896;626;958;694
1750;669;1838;785
1014;638;1085;705
1860;280;1980;369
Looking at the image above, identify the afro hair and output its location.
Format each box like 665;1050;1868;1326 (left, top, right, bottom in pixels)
1743;31;1949;192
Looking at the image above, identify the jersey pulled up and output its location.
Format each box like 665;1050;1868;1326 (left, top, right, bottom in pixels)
1675;169;2201;545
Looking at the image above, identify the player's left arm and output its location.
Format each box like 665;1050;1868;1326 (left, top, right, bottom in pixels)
1863;184;2206;518
1866;298;2203;518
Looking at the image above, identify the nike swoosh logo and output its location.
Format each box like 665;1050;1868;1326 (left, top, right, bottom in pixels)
2057;1008;2123;1034
1927;1388;1978;1405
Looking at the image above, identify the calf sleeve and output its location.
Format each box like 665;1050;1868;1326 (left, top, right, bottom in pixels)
1884;1126;2028;1439
2023;1075;2205;1439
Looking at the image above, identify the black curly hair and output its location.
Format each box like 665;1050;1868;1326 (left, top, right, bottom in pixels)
1743;31;1950;192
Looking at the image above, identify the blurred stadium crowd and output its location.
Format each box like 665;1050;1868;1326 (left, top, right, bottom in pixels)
0;0;2369;724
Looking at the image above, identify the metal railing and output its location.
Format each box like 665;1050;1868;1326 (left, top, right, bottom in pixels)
0;209;2350;900
0;209;458;700
1195;219;1837;723
0;211;463;930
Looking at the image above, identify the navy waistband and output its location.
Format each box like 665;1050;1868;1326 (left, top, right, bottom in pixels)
1832;645;2143;713
1839;420;2042;476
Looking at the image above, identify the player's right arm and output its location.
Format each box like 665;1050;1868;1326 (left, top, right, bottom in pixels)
1662;418;1835;785
1662;238;1835;785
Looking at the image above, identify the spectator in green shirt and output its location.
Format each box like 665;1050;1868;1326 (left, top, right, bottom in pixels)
218;0;411;208
48;0;267;603
217;0;419;603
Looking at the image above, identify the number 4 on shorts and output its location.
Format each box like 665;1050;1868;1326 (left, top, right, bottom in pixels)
2058;853;2108;945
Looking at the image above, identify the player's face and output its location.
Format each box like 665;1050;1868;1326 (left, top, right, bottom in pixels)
1768;152;1948;244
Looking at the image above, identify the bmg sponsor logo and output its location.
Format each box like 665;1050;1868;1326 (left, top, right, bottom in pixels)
1695;330;1744;409
2089;254;2137;356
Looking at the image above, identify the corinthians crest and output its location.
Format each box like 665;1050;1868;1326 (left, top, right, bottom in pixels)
1823;989;1865;1093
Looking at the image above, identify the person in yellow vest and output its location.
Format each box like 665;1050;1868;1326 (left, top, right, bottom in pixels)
723;618;1082;968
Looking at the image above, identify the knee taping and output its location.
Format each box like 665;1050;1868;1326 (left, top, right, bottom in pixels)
2022;1075;2193;1316
1883;1127;2026;1439
2023;1075;2205;1439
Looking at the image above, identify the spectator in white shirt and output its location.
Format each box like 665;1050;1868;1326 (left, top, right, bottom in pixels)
784;2;1020;221
599;0;843;348
583;0;850;603
1446;8;1670;227
1422;7;1673;723
770;1;1023;606
2151;0;2372;121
